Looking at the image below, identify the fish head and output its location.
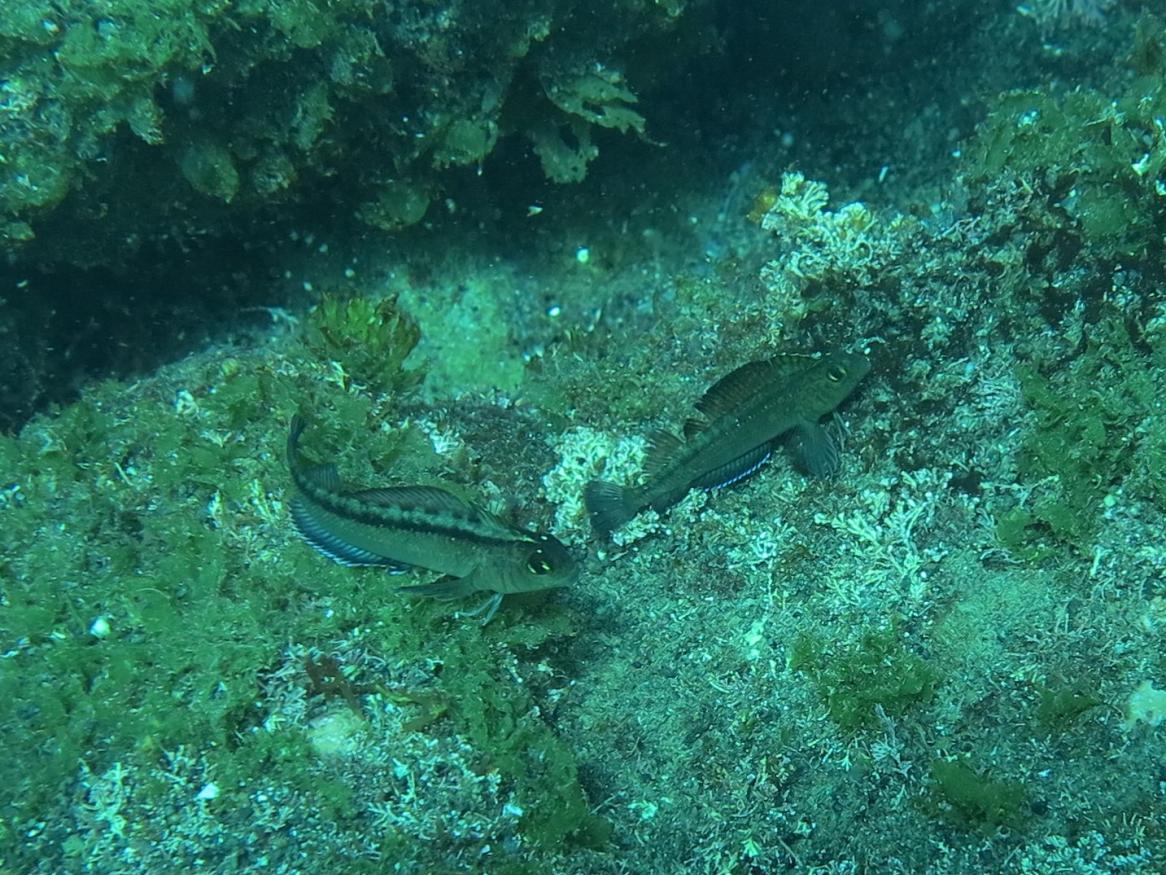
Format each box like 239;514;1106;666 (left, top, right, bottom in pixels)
490;532;580;594
798;351;871;417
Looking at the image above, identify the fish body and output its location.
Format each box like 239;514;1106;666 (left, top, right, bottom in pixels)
287;416;577;609
585;351;870;535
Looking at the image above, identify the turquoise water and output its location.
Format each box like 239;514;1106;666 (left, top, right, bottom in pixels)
1;1;1163;872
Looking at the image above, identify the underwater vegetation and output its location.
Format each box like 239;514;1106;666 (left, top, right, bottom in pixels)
1034;682;1104;734
0;0;701;268
3;3;1166;874
928;758;1027;830
996;316;1166;559
302;294;424;398
0;295;607;871
788;621;937;733
968;63;1166;262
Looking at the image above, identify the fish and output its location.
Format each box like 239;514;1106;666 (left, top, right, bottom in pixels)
287;415;578;621
584;351;871;535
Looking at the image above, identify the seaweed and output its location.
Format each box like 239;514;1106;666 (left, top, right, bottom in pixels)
1034;683;1103;734
788;621;938;732
929;758;1026;830
302;294;423;398
999;317;1166;558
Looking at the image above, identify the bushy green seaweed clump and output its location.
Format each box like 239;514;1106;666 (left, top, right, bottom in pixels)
1034;683;1103;735
929;758;1026;829
996;317;1166;559
968;19;1166;261
788;621;938;732
303;294;423;397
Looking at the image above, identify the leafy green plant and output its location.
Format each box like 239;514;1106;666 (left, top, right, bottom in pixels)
789;621;938;732
968;56;1166;260
929;758;1026;829
303;294;423;397
998;317;1165;558
1034;683;1103;735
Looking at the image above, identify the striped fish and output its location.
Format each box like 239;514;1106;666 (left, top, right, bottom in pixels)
287;416;577;620
584;351;870;535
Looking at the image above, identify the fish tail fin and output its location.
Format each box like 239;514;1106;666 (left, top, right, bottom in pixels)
584;480;637;535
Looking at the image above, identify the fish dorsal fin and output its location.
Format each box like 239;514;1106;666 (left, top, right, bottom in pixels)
352;484;472;513
303;464;344;491
695;355;815;420
349;485;519;539
642;428;686;477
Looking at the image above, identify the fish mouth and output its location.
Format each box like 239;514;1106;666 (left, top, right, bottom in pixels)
548;556;582;589
561;563;583;588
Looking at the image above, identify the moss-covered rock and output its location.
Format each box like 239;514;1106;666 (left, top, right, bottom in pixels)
0;328;597;870
0;0;706;267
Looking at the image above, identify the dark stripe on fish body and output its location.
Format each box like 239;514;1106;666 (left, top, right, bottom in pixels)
287;416;530;547
293;483;524;546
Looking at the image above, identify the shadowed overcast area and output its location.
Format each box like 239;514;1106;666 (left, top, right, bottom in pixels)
0;0;983;431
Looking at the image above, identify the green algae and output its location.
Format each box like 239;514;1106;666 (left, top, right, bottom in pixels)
178;140;240;202
929;758;1026;830
0;319;599;869
357;180;433;231
1034;683;1103;735
998;317;1166;558
303;294;423;398
789;621;938;732
967;20;1166;262
0;0;687;267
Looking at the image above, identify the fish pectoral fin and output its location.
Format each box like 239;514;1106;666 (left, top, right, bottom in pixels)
456;592;504;626
400;578;504;624
787;420;842;477
398;575;478;600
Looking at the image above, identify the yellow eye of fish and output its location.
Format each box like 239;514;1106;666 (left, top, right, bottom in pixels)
827;365;847;382
527;550;554;575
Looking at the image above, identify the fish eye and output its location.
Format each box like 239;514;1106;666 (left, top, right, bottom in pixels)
827;365;847;382
526;549;555;575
